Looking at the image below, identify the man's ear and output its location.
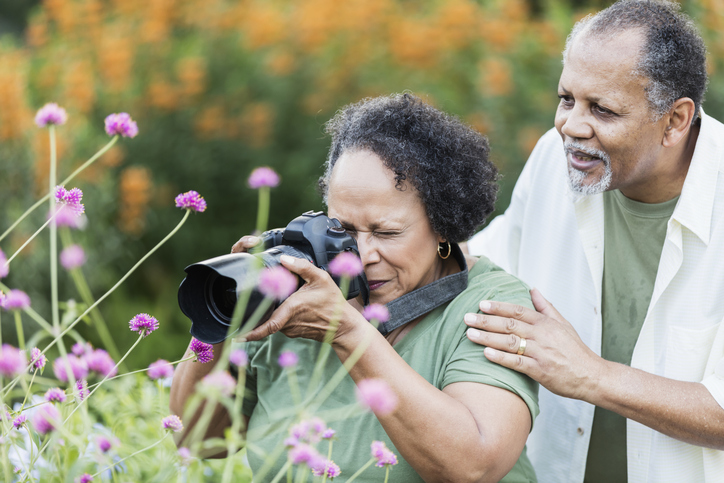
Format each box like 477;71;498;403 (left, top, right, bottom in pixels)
663;98;697;148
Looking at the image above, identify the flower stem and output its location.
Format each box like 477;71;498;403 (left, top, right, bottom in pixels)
346;458;375;483
3;213;58;267
269;460;291;483
0;136;118;245
92;433;169;478
14;311;25;350
255;186;270;234
384;465;390;483
20;368;37;411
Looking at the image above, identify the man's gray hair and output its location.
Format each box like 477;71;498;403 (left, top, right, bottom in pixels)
563;0;707;124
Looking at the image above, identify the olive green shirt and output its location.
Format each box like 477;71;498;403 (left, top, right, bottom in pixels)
584;190;678;483
238;256;539;482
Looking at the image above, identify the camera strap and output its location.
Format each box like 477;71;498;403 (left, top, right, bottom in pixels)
378;243;468;336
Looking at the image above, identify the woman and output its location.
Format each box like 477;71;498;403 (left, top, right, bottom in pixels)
171;94;538;482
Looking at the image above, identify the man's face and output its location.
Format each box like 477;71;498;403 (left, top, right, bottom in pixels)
554;31;669;198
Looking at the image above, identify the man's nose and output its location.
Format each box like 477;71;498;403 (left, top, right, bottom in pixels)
558;104;594;140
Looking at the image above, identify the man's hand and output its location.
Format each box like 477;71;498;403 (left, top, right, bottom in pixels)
464;288;606;401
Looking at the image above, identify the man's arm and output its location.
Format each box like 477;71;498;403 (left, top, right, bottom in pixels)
464;288;724;450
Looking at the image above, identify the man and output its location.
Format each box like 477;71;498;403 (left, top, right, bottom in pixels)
463;1;724;482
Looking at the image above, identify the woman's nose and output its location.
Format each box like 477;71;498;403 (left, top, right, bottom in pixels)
356;234;380;266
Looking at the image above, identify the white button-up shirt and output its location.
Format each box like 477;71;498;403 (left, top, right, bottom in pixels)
467;112;724;482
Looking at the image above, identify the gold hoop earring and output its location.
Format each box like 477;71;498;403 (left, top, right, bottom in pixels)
438;241;451;259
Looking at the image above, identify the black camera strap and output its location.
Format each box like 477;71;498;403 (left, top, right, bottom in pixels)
378;243;468;336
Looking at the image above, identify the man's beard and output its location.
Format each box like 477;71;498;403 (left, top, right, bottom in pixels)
564;141;613;196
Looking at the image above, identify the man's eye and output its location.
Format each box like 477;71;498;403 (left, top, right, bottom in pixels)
558;94;573;106
593;105;614;116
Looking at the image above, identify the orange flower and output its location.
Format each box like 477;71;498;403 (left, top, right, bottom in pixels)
194;105;226;140
64;60;96;113
242;3;288;50
177;58;207;99
239;102;274;148
479;57;513;97
119;166;152;236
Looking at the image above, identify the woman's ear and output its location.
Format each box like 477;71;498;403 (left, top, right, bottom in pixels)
663;98;697;148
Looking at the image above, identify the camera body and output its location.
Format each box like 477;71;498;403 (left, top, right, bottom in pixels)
178;211;369;344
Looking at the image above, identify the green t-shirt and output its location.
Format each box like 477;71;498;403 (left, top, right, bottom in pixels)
237;256;539;482
584;190;678;483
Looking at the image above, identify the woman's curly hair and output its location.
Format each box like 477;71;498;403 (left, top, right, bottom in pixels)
319;93;498;243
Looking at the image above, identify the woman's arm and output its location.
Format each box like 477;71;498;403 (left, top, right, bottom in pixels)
244;256;532;482
169;339;249;457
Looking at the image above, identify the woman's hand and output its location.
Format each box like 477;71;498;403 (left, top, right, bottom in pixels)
231;235;261;254
243;255;364;344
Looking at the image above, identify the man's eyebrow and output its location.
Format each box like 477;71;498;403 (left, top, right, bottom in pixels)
558;85;607;105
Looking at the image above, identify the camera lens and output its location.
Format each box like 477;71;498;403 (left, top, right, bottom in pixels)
206;272;237;323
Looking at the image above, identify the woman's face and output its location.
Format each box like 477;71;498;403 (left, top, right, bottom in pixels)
327;149;445;306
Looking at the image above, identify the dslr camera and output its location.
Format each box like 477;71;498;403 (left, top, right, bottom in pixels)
178;211;369;344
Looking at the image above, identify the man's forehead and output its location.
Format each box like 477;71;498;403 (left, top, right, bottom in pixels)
565;28;645;68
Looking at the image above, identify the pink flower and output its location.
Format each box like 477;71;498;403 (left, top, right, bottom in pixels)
229;349;248;367
75;379;89;401
328;252;363;278
96;435;113;453
53;355;89;382
44;387;67;403
2;290;30;311
12;414;27;430
278;351;298;368
288;443;324;467
190;338;214;363
0;344;28;377
174;190;207;212
84;349;117;378
311;459;341;478
371;441;398;467
247;167;280;189
0;291;5;309
178;447;193;465
148;359;174;380
356;378;399;416
35;103;68;127
289;418;326;444
53;186;85;217
322;428;336;439
60;245;86;270
162;415;183;432
104;112;138;138
31;404;61;435
51;205;84;228
0;249;8;279
72;341;93;356
201;371;236;397
77;473;93;483
128;313;159;337
30;347;47;370
362;304;390;324
258;266;297;301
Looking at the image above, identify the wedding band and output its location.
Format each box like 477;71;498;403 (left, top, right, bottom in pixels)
517;337;527;356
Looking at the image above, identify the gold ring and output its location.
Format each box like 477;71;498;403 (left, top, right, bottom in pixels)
517;337;527;356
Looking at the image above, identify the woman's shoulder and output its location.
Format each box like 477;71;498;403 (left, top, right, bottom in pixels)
463;255;533;310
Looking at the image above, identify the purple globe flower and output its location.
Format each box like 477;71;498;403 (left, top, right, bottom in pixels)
148;359;174;380
12;414;27;430
84;349;117;378
328;252;363;278
0;249;8;279
77;473;93;483
53;186;85;217
258;266;297;301
128;313;159;337
96;435;113;453
60;245;86;270
44;387;67;403
322;428;336;439
75;379;89;401
178;447;193;466
174;190;207;212
201;371;236;397
2;290;30;311
72;341;93;356
371;441;398;467
30;347;47;371
247;167;280;189
162;415;184;433
229;349;248;368
356;378;399;416
190;338;214;363
53;355;89;382
362;304;390;324
288;443;324;466
104;112;138;138
0;344;28;378
278;350;298;368
35;103;68;127
51;205;84;228
31;404;61;435
311;459;341;478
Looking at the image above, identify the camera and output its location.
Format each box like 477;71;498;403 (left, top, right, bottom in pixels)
178;211;369;344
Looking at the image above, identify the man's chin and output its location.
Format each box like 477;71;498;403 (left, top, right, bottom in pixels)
567;164;613;196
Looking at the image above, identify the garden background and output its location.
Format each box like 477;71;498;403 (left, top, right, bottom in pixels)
1;0;723;371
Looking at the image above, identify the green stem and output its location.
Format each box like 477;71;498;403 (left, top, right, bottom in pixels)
0;136;118;245
4;213;57;267
87;354;195;390
14;311;24;350
20;369;37;410
255;186;270;234
270;460;292;483
384;465;390;483
346;458;375;483
92;433;169;478
221;369;247;483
